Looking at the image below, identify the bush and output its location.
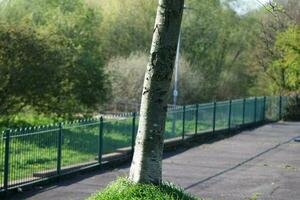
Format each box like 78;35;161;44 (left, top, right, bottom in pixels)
87;178;200;200
105;52;147;106
105;52;206;108
283;96;300;121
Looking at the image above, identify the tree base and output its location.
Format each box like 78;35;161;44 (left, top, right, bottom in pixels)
87;178;200;200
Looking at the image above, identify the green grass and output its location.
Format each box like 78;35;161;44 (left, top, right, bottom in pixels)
0;110;59;132
87;178;200;200
0;118;134;183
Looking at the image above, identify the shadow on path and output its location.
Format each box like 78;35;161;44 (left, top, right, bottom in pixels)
184;134;300;190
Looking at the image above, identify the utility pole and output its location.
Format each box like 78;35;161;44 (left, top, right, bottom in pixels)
173;31;181;107
171;31;181;135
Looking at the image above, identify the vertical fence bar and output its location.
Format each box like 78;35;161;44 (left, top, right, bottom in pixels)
242;98;246;125
182;105;186;141
131;112;136;154
98;117;104;164
4;130;10;193
279;96;282;120
254;97;257;123
212;101;216;133
195;104;199;135
228;100;232;133
263;96;267;121
57;123;63;176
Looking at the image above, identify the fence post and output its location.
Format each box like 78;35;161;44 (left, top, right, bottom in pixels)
98;117;104;165
263;96;267;121
182;105;186;141
172;108;176;136
254;97;257;123
57;122;63;176
195;104;199;135
279;96;282;120
212;101;217;133
242;98;246;125
131;112;136;154
4;130;10;193
228;99;232;133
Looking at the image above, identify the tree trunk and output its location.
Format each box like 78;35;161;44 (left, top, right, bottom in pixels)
129;0;184;184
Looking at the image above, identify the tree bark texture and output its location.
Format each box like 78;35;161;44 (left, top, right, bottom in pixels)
129;0;184;184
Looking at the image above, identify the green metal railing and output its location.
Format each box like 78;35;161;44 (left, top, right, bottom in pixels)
0;96;290;194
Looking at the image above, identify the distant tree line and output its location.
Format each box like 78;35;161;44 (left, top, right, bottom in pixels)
0;0;299;124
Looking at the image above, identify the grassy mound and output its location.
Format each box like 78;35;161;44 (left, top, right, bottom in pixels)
87;178;200;200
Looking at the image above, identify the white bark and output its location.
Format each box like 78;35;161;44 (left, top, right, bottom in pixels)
129;0;184;184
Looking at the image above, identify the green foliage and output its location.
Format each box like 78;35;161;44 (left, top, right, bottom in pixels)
273;25;300;94
0;0;110;118
0;0;298;123
181;0;257;101
87;178;199;200
105;52;147;105
249;0;300;96
0;23;63;116
106;52;208;106
0;109;58;132
97;0;157;58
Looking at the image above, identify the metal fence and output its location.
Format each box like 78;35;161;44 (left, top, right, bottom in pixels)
0;96;290;193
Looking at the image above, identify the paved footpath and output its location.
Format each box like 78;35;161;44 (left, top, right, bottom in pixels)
11;122;300;200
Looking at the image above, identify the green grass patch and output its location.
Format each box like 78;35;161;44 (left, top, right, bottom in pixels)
87;178;200;200
0;109;59;132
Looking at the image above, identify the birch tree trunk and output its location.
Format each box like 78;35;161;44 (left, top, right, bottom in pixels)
129;0;184;184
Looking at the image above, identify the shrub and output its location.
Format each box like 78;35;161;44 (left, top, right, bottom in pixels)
105;52;206;109
283;96;300;121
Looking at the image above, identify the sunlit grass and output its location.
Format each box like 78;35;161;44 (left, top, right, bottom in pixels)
87;178;200;200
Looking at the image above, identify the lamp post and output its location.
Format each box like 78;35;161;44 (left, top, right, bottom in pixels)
173;5;193;107
173;31;181;107
172;6;193;135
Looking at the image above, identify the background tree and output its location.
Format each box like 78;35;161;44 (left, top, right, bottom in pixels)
0;24;63;117
273;25;300;94
181;0;258;102
250;0;300;95
0;0;110;120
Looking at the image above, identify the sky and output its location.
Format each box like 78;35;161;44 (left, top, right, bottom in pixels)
228;0;270;15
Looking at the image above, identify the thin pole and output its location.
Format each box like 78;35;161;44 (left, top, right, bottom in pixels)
279;96;282;120
131;112;136;154
4;130;10;192
173;31;181;107
57;123;63;176
212;101;217;133
195;104;199;135
228;100;232;133
172;32;181;137
254;97;257;123
182;105;186;141
242;98;246;125
98;117;104;165
263;96;267;121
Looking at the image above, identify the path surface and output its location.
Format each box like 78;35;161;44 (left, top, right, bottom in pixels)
11;122;300;200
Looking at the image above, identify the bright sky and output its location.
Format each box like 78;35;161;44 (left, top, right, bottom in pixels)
228;0;270;15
